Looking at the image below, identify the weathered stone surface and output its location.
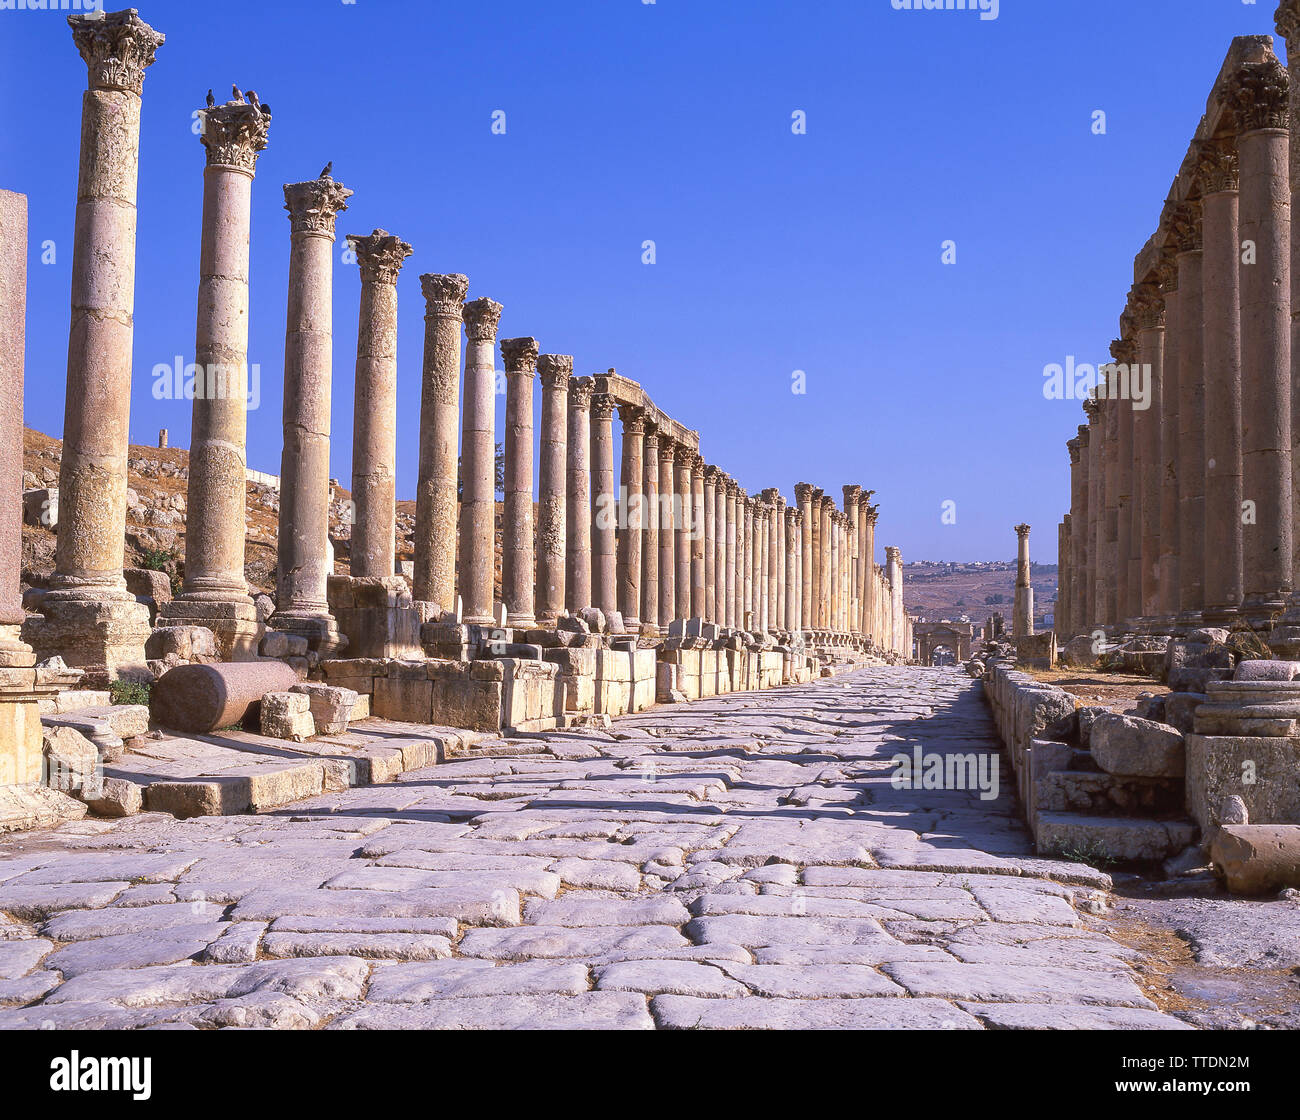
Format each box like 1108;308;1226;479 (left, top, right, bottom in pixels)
1090;713;1185;777
152;661;300;732
261;691;315;742
290;682;358;735
1211;825;1300;895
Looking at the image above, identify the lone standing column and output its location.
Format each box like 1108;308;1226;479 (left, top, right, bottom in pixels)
271;171;353;653
674;446;693;620
413;274;468;611
1013;524;1034;637
346;231;412;581
1173;202;1207;630
536;354;572;626
159;91;271;660
1199;142;1244;625
886;547;904;654
501;338;539;631
641;422;660;634
1224;60;1293;628
616;405;644;633
458;298;503;626
37;12;164;672
591;394;618;617
565;377;594;611
657;438;676;623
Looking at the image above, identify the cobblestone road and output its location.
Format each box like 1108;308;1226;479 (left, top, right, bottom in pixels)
0;667;1192;1030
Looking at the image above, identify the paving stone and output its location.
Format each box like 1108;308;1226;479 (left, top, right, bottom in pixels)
960;1002;1194;1030
367;959;588;1000
651;995;982;1030
41;901;226;941
230;887;520;926
262;932;454;961
523;895;690;928
44;924;227;978
547;858;642;890
0;938;52;979
331;991;655;1030
718;962;907;998
458;924;689;960
594;959;747;997
201;922;266;964
882;961;1155;1009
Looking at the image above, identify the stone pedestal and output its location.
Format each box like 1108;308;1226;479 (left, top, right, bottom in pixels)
414;274;468;613
271;172;352;654
326;575;424;660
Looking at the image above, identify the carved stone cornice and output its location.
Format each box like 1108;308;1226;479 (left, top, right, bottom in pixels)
569;375;594;410
347;229;412;285
538;354;574;390
200;100;270;174
283;177;353;238
1068;438;1081;464
1083;398;1102;422
421;273;469;318
1221;58;1290;134
462;297;503;342
1155;255;1179;296
69;9;164;96
501;337;540;374
590;393;617;422
1195;141;1239;195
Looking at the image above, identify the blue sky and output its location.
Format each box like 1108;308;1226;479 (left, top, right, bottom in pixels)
0;0;1277;564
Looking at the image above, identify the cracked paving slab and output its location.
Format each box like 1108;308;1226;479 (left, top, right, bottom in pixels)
0;667;1212;1029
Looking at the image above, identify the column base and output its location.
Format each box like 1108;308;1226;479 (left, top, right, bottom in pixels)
1267;595;1300;658
1201;604;1241;629
327;575;425;660
22;596;152;684
1240;593;1286;631
157;598;264;661
268;610;348;657
1171;609;1208;636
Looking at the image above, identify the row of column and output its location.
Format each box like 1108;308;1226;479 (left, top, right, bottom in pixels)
25;8;913;670
1060;33;1300;653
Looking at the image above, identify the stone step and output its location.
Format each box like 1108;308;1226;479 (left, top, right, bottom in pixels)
1034;812;1197;864
102;718;478;820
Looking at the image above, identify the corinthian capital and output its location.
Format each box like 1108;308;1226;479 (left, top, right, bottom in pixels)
618;403;646;434
1276;1;1300;43
590;393;616;422
463;297;503;342
1131;282;1165;331
538;354;574;389
842;484;862;507
347;229;413;285
501;337;540;374
569;375;594;409
1170;200;1203;254
1195;141;1239;195
283;176;353;238
421;274;469;319
200;100;270;174
69;9;165;96
1222;58;1290;134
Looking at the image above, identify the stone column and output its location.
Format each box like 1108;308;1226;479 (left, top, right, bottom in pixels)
886;546;904;654
641;423;660;634
1057;518;1071;639
157;93;271;659
1068;435;1086;636
842;486;861;635
784;506;799;634
566;377;594;611
346;231;411;581
616;404;644;633
1133;281;1165;627
458;297;503;626
756;502;770;632
591;393;618;617
657;438;676;623
862;503;878;644
1278;4;1300;649
794;484;815;631
1156;255;1181;628
725;480;739;628
1224;60;1293;628
742;496;754;628
411;274;467;611
501;338;538;630
674;446;693;621
690;455;706;618
1172;202;1207;629
271;172;353;652
1198;142;1244;625
829;512;841;634
536;354;572;626
1013;524;1034;637
702;466;718;623
1083;399;1104;628
713;471;728;627
820;497;834;632
1112;329;1139;627
36;13;164;673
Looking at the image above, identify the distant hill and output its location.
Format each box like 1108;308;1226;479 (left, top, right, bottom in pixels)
902;560;1058;630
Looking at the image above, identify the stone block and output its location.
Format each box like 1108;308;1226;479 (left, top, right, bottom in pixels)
1163;692;1207;736
1210;825;1300;894
42;724;98;792
1035;813;1196;863
79;775;143;818
1090;713;1184;778
290;682;358;735
124;568;173;607
1185;734;1300;833
1235;659;1300;681
261;692;315;742
145;625;217;665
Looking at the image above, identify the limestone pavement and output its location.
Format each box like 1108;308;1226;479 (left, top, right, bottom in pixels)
0;668;1189;1030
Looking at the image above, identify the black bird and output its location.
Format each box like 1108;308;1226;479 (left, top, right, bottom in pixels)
232;84;243;103
319;161;333;179
259;101;271;118
206;88;215;108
